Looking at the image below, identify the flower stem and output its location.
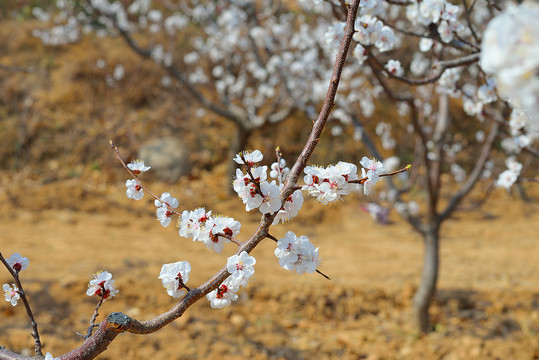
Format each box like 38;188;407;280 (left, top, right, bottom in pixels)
0;252;43;357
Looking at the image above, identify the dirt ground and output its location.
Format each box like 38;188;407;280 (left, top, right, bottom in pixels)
0;170;538;360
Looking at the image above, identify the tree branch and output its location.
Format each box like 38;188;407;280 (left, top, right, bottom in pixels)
116;28;244;126
439;119;499;221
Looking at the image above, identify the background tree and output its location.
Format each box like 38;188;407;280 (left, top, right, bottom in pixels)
295;0;538;333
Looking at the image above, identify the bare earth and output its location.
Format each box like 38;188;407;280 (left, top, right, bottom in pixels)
0;175;538;360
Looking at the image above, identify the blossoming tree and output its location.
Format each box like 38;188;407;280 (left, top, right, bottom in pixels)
295;0;538;333
2;1;538;359
30;0;348;184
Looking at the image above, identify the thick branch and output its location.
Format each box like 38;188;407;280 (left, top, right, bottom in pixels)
283;0;361;200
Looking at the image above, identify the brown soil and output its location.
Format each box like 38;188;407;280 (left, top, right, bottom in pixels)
1;172;538;360
0;14;538;360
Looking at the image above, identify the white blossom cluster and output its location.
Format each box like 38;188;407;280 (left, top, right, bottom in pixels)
302;157;385;202
274;232;320;275
496;157;522;190
233;151;298;216
3;253;29;306
179;208;241;254
158;261;191;298
480;1;539;133
206;251;257;308
86;271;119;300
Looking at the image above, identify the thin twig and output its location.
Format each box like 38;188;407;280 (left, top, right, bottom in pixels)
110;141;181;216
84;295;106;339
240;153;264;196
348;165;412;184
0;253;43;357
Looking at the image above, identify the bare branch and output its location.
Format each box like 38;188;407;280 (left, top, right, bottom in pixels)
440;119;499;221
370;49;480;86
116;28;245;126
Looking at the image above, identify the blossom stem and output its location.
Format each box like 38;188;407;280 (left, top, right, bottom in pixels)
0;252;43;357
265;233;279;242
178;279;191;292
348;164;412;184
84;294;106;339
316;269;331;280
110;140;181;216
215;232;242;246
240;153;264;196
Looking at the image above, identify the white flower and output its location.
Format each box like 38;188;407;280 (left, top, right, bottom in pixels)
419;38;434;52
178;208;212;241
127;160;151;175
274;232;320;274
360;0;378;10
375;26;396;52
385;59;404;77
505;156;522;174
259;181;281;214
442;3;460;22
361;168;373;195
353;44;368;64
360;157;385;185
496;169;518;189
3;284;20;306
113;64;124;81
437;20;453;43
233;167;268;212
212;216;241;241
480;2;539;131
233;150;263;165
86;271;119;300
206;277;239;309
158;261;191;298
270;159;290;184
226;251;256;286
6;253;29;273
200;216;241;253
125;179;144;200
509;109;528;136
154;192;179;227
324;22;346;46
44;353;60;360
273;189;304;224
302;162;358;204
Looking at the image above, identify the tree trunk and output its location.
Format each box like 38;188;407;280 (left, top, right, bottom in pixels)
413;224;440;333
227;125;251;194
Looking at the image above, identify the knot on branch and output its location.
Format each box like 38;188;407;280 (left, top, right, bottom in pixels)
105;312;135;332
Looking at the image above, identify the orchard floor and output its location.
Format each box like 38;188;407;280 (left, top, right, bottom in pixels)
0;175;538;360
